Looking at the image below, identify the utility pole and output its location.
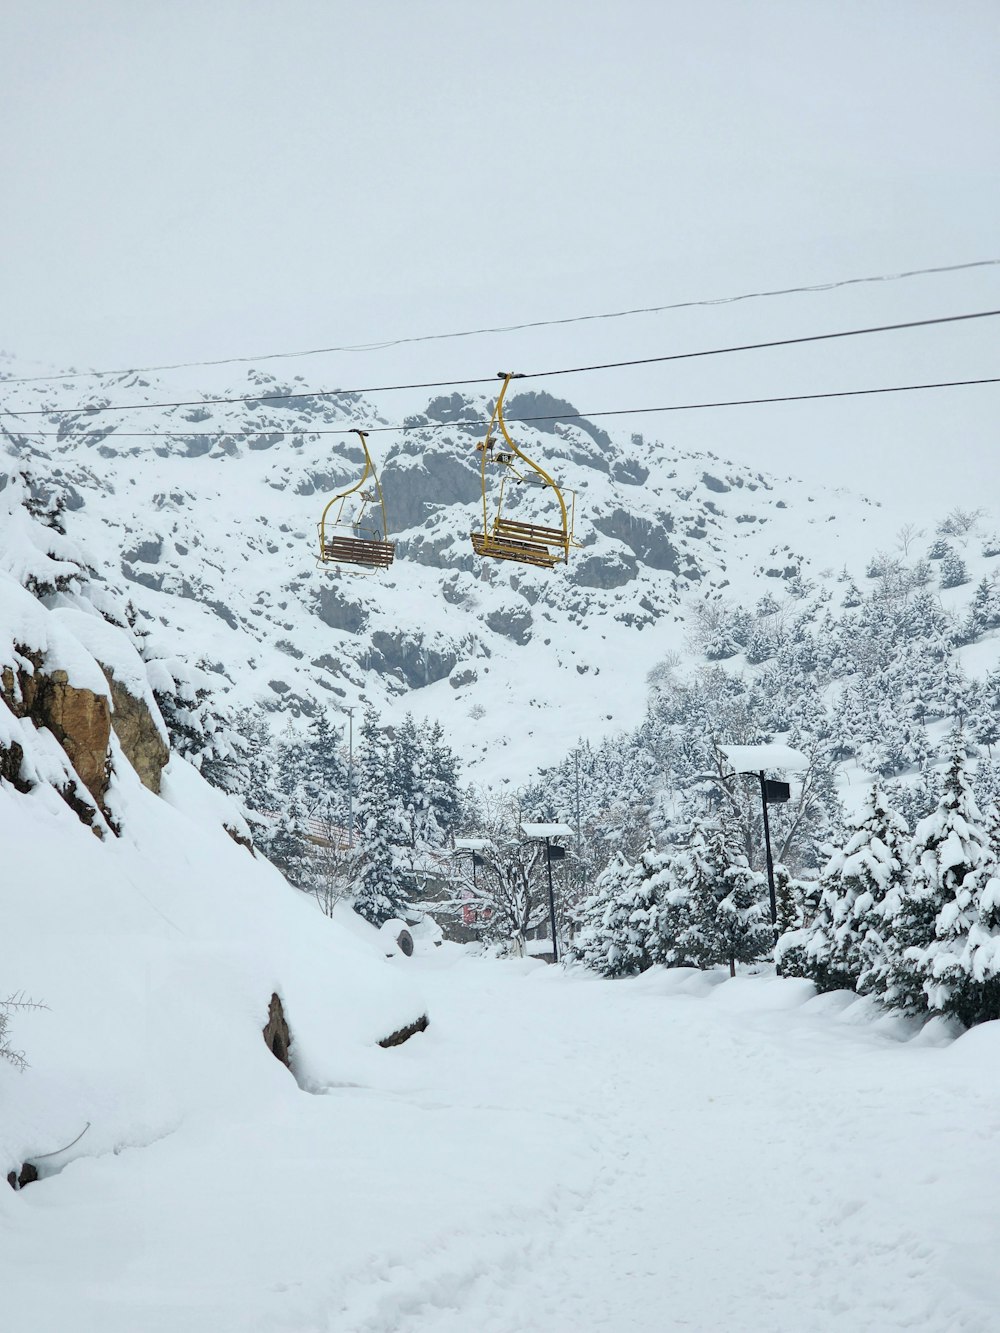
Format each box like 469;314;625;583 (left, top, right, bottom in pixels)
758;770;778;933
340;706;355;847
544;836;559;965
574;745;583;901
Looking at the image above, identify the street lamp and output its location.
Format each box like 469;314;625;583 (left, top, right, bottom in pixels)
718;744;809;932
453;837;492;889
521;822;574;963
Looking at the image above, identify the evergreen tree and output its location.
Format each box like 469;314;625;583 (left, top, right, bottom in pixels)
973;761;1000;857
266;723;313;888
302;711;348;827
352;707;407;925
827;785;910;997
716;864;771;977
424;720;463;840
960;579;1000;643
666;817;756;970
888;745;1000;1024
939;549;969;589
579;847;661;978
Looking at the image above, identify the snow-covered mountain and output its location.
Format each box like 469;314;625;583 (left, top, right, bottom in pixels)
1;358;930;784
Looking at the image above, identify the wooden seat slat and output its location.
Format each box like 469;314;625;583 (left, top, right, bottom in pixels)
320;536;395;568
471;531;557;569
494;517;568;546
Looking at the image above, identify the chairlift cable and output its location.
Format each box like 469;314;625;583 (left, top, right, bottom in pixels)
5;308;1000;419
4;257;998;386
8;375;1000;440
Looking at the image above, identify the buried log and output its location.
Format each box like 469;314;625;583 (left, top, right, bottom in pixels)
262;992;292;1068
378;1014;429;1049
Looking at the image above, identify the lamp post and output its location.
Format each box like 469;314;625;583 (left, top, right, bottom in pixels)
338;705;355;846
521;822;574;963
717;745;807;934
453;836;492;930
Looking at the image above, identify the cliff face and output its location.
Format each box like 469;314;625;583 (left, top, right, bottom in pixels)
0;481;180;831
103;670;170;795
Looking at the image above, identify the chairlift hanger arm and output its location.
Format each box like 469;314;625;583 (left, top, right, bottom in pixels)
493;371;570;540
319;428;374;535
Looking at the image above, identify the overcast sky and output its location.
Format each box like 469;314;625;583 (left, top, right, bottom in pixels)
2;0;998;521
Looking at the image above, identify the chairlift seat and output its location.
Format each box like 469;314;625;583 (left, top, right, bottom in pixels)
471;530;557;569
494;517;568;550
320;534;395;569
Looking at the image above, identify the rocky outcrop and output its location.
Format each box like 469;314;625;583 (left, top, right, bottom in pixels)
570;549;638;589
592;508;681;573
366;630;458;688
2;652;111;809
35;671;111;807
103;671;170;794
315;585;368;635
262;993;291;1068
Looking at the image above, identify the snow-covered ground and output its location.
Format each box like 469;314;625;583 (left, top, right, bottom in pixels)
5;947;999;1332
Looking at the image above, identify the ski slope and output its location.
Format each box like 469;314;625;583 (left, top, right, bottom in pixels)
5;948;997;1332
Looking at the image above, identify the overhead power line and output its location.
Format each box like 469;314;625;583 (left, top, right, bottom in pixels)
10;376;1000;440
4;257;999;387
4;308;999;420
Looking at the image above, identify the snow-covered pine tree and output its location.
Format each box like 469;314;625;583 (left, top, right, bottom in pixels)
973;761;1000;857
782;824;866;994
960;578;1000;643
715;863;771;977
773;863;807;936
352;706;407;926
423;720;462;840
302;711;348;829
667;817;740;970
578;848;658;978
970;669;1000;757
266;723;312;889
888;744;1000;1025
824;785;910;998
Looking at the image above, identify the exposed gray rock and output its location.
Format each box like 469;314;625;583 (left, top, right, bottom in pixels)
122;538;163;565
380;451;482;533
315;586;368;634
485;606;533;645
367;631;458;688
571;549;638;589
592;509;681;573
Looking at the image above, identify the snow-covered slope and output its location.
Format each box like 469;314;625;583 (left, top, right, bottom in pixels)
2;359;938;784
1;490;426;1217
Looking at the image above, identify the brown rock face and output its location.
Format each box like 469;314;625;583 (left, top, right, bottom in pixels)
262;993;292;1068
36;670;112;807
2;652;113;810
103;672;170;794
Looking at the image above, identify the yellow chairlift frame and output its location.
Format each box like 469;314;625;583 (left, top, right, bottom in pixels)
317;429;395;573
470;372;578;570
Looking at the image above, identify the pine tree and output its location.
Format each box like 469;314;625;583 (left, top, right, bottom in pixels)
302;711;348;827
888;744;1000;1024
974;761;1000;857
579;848;659;978
827;785;910;997
422;720;462;842
266;723;312;888
716;864;771;977
960;579;1000;643
667;818;748;970
939;549;969;589
352;707;407;926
